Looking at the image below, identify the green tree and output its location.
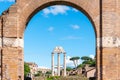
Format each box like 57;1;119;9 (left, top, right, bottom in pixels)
46;71;52;74
89;59;96;67
34;71;42;77
81;56;92;61
70;56;80;68
66;67;73;71
81;56;96;67
77;64;85;68
24;63;30;77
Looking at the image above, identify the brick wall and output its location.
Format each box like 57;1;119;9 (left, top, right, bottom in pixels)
0;0;119;80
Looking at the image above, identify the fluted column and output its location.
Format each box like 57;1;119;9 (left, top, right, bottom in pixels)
51;53;54;76
63;52;66;76
57;53;60;76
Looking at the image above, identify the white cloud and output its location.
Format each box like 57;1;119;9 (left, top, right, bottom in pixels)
89;54;95;59
66;56;81;67
48;27;54;32
0;0;15;2
42;5;79;17
42;5;70;16
60;36;81;40
66;56;74;67
72;8;79;12
71;24;80;30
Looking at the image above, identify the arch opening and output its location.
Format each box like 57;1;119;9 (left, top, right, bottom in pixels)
24;4;97;79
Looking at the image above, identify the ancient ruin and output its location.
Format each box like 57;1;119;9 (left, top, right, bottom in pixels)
51;46;66;76
0;0;120;80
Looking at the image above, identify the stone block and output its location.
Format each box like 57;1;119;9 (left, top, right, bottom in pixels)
97;37;120;48
3;37;24;48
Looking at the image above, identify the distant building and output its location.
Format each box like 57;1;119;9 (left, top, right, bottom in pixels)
65;64;96;79
37;67;51;74
86;68;96;78
67;68;82;76
83;65;96;79
25;62;38;75
25;62;51;74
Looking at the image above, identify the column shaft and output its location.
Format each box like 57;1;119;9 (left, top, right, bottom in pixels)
64;53;66;76
51;53;54;76
57;53;60;76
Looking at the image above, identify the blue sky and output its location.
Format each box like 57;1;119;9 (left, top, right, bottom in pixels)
0;1;96;69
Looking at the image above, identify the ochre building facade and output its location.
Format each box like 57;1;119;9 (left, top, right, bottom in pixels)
0;0;120;80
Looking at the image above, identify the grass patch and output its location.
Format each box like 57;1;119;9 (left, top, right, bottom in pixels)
46;75;88;80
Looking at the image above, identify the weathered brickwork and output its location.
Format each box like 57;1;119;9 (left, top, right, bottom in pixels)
0;17;2;80
102;48;119;80
102;0;120;80
0;48;1;80
0;0;119;80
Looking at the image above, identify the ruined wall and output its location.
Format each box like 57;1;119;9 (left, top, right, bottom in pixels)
0;5;24;80
0;0;99;79
101;0;120;79
0;0;119;80
0;15;2;80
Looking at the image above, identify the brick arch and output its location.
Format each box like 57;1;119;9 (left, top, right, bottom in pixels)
1;0;100;80
1;0;120;80
17;0;100;79
17;0;99;38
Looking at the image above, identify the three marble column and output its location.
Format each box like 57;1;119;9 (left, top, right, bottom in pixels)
51;52;66;76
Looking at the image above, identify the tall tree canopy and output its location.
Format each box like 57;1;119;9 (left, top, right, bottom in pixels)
81;56;96;67
70;56;80;68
